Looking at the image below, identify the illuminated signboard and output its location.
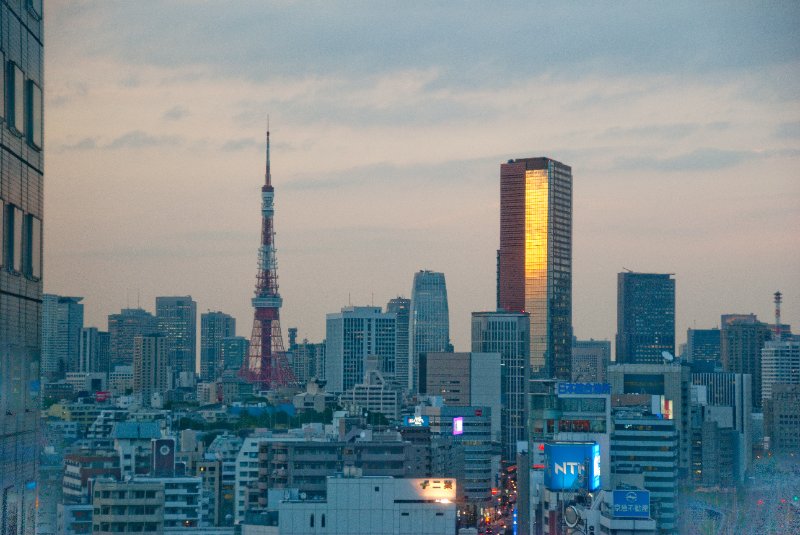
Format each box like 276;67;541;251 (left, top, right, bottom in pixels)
416;479;456;501
557;382;611;395
452;417;464;435
403;415;430;427
544;442;601;491
612;490;650;518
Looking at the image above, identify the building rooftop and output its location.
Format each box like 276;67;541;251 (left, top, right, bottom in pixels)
111;422;161;439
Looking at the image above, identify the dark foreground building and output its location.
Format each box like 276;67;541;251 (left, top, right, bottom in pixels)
0;1;45;534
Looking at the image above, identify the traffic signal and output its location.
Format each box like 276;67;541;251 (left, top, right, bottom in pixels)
793;495;799;502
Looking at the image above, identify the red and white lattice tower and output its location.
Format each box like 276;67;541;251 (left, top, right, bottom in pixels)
240;129;298;390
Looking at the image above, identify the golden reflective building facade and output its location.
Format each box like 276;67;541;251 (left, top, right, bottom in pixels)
499;157;572;380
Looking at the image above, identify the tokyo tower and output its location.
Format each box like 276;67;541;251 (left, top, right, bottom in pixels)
240;129;298;390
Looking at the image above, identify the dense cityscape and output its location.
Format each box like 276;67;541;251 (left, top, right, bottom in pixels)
2;3;799;535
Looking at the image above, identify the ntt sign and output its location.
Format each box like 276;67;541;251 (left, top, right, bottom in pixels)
544;442;601;491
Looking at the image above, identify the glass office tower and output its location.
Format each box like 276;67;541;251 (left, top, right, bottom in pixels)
0;2;44;533
409;271;451;393
498;157;572;380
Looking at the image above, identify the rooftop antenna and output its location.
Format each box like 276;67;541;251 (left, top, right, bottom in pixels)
774;291;782;339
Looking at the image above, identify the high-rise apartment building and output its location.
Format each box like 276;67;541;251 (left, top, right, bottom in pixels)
156;296;197;377
0;3;44;533
200;311;235;381
616;272;675;364
41;294;84;379
287;334;324;385
686;328;721;372
79;327;111;374
133;334;169;407
720;314;772;409
498;157;572;379
471;311;530;461
325;306;396;393
409;271;450;393
108;308;158;369
386;296;411;391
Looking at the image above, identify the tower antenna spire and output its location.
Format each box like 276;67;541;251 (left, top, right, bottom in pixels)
265;116;271;186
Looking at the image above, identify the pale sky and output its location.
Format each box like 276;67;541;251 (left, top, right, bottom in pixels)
45;1;800;352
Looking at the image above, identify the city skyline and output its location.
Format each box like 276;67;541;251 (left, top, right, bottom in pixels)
44;2;799;351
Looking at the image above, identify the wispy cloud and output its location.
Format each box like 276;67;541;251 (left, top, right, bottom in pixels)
221;138;259;152
56;137;98;151
613;148;800;172
105;130;183;149
162;105;189;121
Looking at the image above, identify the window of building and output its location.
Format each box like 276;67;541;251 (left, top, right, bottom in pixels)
26;215;41;279
310;514;314;527
7;63;24;136
321;514;326;527
5;205;24;273
27;81;42;149
0;53;4;122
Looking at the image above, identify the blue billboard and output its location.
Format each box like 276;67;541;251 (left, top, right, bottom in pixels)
557;382;611;395
544;442;601;491
612;490;650;518
402;415;429;427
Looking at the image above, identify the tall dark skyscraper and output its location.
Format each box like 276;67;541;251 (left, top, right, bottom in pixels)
108;308;157;369
386;296;410;391
409;271;450;393
498;157;572;379
616;272;675;364
156;295;197;377
200;311;236;381
0;2;44;532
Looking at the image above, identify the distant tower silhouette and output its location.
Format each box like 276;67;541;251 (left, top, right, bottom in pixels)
774;291;782;339
240;129;297;389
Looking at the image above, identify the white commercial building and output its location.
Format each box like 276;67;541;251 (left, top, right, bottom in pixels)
278;475;457;535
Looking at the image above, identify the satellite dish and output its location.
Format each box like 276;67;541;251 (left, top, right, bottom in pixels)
662;351;674;362
564;505;580;528
300;492;307;500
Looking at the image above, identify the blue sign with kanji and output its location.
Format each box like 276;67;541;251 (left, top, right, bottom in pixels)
612;490;650;518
